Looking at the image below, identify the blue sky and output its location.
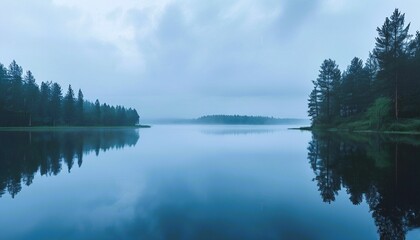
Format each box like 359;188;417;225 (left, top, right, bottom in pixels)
1;0;419;118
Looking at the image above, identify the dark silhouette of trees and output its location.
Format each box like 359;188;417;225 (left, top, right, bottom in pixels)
308;132;420;240
309;9;420;126
23;71;39;126
314;59;341;123
8;60;24;112
340;57;372;116
308;81;320;124
94;99;101;125
0;129;139;198
50;83;62;126
39;81;52;125
63;85;75;125
0;61;139;126
77;89;84;125
375;9;410;120
0;64;7;110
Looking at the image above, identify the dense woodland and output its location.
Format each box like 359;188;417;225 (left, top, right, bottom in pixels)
0;61;139;126
308;9;420;129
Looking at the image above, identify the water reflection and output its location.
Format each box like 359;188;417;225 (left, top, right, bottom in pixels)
0;129;139;198
308;132;420;239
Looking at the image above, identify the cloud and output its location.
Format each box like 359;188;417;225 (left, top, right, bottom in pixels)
320;0;348;13
2;0;420;118
49;0;288;72
52;0;174;71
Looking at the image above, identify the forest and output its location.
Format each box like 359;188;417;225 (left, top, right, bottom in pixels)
0;60;139;127
308;9;420;131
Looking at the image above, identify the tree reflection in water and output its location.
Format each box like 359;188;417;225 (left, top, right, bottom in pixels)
308;132;420;239
0;129;139;198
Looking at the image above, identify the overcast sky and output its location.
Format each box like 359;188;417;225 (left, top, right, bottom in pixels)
1;0;419;119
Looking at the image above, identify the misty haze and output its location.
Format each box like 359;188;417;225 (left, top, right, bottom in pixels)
1;1;420;239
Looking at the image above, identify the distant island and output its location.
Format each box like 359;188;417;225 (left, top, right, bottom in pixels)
307;9;420;133
148;115;308;125
196;115;308;125
0;60;139;127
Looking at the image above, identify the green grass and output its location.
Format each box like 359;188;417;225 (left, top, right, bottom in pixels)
298;118;420;135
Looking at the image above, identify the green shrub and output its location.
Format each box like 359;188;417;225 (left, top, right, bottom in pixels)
366;97;391;130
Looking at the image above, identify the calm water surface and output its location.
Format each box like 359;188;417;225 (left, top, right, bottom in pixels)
0;125;419;239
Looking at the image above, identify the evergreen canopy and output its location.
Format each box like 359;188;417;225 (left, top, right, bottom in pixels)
308;9;420;126
0;60;139;127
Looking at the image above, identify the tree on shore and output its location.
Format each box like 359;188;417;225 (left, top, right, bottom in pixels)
313;59;341;123
374;9;410;120
340;57;371;117
8;60;24;112
50;83;62;126
0;60;139;127
23;71;39;126
308;9;420;127
64;85;75;125
308;81;320;123
77;89;84;125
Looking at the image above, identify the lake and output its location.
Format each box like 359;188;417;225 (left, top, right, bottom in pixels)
0;125;419;240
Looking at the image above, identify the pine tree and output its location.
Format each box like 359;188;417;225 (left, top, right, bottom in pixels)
316;59;341;123
39;82;51;125
402;31;420;117
8;60;23;112
63;85;75;125
375;9;410;120
23;71;39;126
365;52;379;81
341;57;371;116
50;83;62;126
308;81;320;125
77;89;84;125
94;99;101;125
0;64;8;110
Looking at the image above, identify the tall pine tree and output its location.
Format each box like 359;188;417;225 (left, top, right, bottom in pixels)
77;89;84;125
50;83;62;126
375;9;410;120
23;71;39;126
8;60;23;112
308;81;320;124
316;59;341;123
64;85;75;125
341;57;371;116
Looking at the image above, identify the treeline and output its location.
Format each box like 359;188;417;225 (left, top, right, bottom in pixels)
196;115;306;125
308;9;420;128
0;60;139;126
0;129;139;198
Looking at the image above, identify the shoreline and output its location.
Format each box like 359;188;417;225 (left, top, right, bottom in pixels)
291;126;420;135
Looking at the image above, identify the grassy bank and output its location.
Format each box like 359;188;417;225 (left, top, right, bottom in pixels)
296;119;420;135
